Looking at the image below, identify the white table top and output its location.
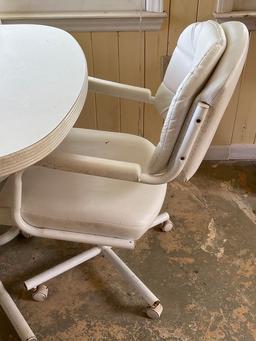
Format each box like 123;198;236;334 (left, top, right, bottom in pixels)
0;24;87;177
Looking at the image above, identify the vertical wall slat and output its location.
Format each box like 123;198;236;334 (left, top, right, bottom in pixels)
196;0;215;20
92;32;120;132
232;32;256;144
212;77;242;145
144;0;171;144
118;32;144;135
168;0;199;56
72;32;97;129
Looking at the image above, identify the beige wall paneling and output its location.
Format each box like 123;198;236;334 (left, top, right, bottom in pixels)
197;0;215;21
144;0;171;144
212;77;242;145
232;32;256;144
118;32;144;136
92;32;120;132
72;32;97;129
168;0;199;56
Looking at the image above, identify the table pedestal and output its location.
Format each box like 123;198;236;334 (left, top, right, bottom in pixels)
0;228;36;340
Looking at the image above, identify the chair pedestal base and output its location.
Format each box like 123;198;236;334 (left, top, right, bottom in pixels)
23;212;172;320
24;246;163;319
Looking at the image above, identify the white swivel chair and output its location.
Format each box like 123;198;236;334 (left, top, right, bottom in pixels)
0;20;249;327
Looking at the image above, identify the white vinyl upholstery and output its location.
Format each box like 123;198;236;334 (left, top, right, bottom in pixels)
149;20;226;174
0;130;165;240
177;22;249;181
53;128;155;173
0;167;166;240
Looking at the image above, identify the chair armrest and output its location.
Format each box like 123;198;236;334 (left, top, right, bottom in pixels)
38;151;141;182
88;76;155;104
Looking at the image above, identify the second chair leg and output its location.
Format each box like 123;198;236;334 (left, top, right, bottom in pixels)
101;246;163;319
24;247;102;300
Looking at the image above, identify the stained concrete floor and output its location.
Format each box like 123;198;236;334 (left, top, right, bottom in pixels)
0;161;256;341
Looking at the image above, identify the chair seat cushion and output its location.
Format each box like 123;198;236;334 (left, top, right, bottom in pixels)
20;166;167;240
54;128;156;172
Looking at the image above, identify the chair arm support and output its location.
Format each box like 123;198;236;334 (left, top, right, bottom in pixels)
38;151;141;182
88;76;155;104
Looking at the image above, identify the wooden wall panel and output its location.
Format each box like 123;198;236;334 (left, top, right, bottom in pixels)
118;32;144;135
72;32;97;130
232;32;256;144
212;77;242;145
91;32;120;132
144;0;171;145
197;0;215;20
168;0;199;55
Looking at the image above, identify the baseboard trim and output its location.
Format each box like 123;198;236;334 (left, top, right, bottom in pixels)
205;144;256;161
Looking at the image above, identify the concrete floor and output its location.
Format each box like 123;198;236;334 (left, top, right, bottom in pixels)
0;161;256;341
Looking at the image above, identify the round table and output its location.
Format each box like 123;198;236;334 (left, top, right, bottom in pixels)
0;24;87;341
0;24;87;179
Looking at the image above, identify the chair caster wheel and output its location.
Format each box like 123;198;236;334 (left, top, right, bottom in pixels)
21;231;32;238
146;302;163;320
161;219;173;232
32;284;48;302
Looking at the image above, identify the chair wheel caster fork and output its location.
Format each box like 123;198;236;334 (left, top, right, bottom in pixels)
32;284;48;302
161;219;173;232
146;301;163;319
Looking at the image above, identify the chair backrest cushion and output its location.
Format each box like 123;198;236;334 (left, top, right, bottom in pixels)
149;20;226;174
178;21;249;181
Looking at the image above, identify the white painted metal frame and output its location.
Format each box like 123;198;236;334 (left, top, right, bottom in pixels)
23;246;162;309
23;245;163;318
0;282;37;341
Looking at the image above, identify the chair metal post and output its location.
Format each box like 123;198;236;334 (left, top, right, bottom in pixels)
24;247;102;291
101;246;159;306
